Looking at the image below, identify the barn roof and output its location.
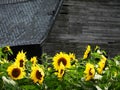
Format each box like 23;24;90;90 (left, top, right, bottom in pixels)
0;0;63;47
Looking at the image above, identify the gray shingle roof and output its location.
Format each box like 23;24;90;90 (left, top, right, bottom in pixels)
0;0;63;47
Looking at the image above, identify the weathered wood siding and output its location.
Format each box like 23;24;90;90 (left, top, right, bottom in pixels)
43;0;120;58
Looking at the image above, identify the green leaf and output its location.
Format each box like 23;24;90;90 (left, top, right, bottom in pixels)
20;85;40;90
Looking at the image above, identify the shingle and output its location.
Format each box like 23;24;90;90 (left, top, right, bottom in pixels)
0;0;63;47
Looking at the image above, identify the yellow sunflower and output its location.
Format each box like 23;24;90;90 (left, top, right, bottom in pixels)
97;55;107;74
3;46;11;53
84;63;95;81
69;53;78;66
83;45;91;59
15;50;27;68
97;60;106;74
97;67;103;75
30;65;44;84
7;63;26;80
30;56;37;65
57;62;65;79
101;55;107;61
53;52;71;70
69;53;76;60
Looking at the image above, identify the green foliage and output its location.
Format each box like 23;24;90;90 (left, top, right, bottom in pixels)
0;45;120;90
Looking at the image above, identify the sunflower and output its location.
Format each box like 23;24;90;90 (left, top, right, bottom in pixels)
83;45;91;59
84;63;95;81
57;62;65;79
69;53;78;65
97;67;104;75
97;58;106;74
15;50;27;68
30;65;44;84
69;53;76;61
53;52;71;70
101;55;107;61
30;56;37;65
7;63;26;80
2;46;11;53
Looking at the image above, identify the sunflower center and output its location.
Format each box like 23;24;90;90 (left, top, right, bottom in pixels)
3;47;9;53
12;68;21;78
58;58;67;66
89;68;92;75
20;60;24;67
70;57;73;60
4;47;8;51
36;70;42;80
60;69;64;75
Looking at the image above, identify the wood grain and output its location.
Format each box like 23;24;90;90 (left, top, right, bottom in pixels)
43;0;120;58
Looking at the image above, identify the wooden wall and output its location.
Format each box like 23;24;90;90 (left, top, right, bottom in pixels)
43;0;120;58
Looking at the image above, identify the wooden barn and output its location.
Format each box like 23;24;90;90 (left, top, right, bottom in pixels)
0;0;120;59
43;0;120;58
